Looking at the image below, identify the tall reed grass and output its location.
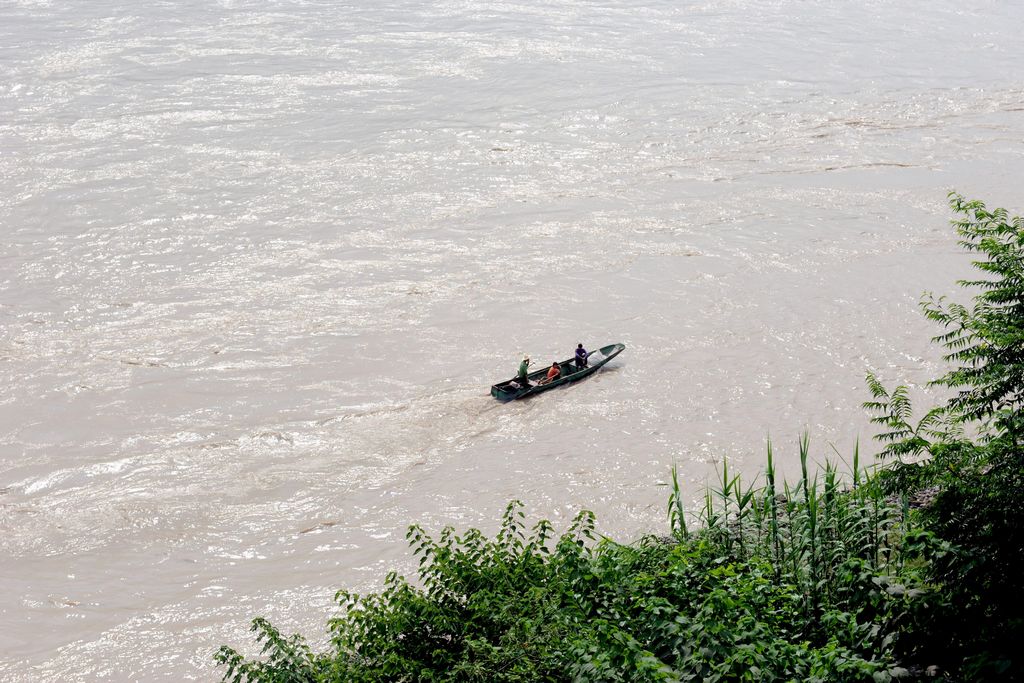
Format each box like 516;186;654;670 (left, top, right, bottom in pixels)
678;435;913;623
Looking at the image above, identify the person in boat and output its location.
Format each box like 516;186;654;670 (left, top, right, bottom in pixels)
513;355;532;388
539;360;561;385
574;343;588;370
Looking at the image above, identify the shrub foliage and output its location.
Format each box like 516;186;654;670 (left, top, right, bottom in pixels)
217;444;932;683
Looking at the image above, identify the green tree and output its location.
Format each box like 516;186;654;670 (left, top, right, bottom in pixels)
864;193;1024;680
925;192;1024;438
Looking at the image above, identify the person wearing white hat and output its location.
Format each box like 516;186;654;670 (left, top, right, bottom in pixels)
517;355;532;387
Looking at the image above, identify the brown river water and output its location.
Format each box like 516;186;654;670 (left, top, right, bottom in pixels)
2;0;1023;679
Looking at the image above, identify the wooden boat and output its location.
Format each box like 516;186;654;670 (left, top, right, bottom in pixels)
490;343;626;401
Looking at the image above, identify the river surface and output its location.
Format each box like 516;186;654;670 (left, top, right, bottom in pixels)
2;0;1023;679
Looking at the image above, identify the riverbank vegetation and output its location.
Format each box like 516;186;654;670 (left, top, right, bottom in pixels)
217;194;1023;682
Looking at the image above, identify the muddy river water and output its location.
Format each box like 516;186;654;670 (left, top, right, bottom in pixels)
2;0;1023;679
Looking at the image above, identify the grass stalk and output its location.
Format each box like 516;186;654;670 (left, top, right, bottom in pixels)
766;439;782;582
667;462;689;540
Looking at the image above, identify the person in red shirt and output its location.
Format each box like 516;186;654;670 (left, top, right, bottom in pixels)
539;361;561;385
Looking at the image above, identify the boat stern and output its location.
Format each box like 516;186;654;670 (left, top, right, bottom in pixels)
491;384;517;401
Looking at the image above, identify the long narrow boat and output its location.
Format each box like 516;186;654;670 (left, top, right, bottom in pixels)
490;343;625;401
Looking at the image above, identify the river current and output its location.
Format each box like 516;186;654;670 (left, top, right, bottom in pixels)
2;0;1023;679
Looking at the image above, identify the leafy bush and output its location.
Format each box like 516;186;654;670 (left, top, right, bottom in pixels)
217;444;930;683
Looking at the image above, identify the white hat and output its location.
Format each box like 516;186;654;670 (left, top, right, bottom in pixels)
523;354;530;361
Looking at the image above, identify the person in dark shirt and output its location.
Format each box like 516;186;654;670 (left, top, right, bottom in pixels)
574;343;588;370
